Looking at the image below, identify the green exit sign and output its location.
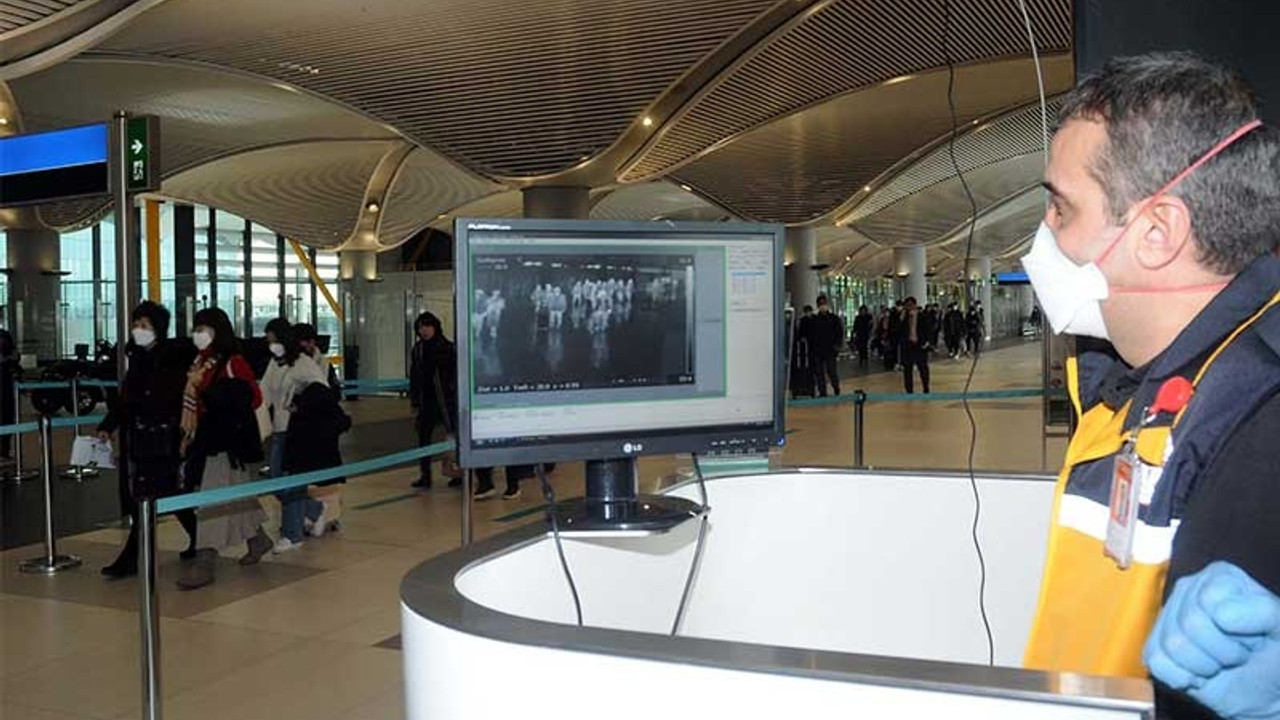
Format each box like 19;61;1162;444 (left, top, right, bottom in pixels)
125;116;161;193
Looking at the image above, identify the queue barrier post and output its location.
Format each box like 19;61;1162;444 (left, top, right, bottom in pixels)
2;378;38;482
853;389;867;469
62;375;100;481
18;414;82;574
138;497;162;720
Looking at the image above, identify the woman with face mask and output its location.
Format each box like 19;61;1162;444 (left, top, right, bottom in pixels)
95;301;199;578
178;308;270;590
260;318;329;552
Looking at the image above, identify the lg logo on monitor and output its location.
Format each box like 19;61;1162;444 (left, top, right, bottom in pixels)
622;442;644;454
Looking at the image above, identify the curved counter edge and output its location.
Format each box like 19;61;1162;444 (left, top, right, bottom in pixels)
400;469;1153;715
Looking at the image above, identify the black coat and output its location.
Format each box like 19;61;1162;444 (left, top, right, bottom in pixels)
899;310;938;351
409;335;458;430
100;339;196;502
808;311;844;358
852;313;873;344
943;310;966;341
284;382;350;487
188;373;264;474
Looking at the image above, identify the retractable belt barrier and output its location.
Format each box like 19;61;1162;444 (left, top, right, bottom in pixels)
157;439;454;513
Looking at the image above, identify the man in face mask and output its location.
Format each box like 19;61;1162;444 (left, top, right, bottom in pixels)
1020;52;1280;720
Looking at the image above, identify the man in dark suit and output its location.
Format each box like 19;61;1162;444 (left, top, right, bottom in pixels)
808;295;845;397
899;296;935;394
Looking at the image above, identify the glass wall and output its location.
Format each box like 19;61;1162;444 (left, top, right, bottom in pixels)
46;203;343;358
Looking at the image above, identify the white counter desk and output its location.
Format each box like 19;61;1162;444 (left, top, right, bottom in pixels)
401;469;1153;719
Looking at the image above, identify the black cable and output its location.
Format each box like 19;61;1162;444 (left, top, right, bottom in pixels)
536;463;583;627
670;453;711;636
942;0;995;667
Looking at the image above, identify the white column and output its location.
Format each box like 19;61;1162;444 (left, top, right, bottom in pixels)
966;257;993;340
7;227;62;361
340;249;378;282
784;226;818;310
893;246;927;304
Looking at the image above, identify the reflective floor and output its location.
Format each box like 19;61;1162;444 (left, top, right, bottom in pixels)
0;339;1062;720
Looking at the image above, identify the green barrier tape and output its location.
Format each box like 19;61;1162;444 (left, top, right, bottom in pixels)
51;413;106;429
157;439;455;513
343;379;409;390
0;422;38;436
16;380;73;390
78;379;119;388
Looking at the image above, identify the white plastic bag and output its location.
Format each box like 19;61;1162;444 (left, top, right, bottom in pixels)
70;436;115;469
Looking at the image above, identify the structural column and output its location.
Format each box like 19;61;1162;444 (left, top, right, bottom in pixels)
173;204;197;336
893;245;927;303
339;249;378;282
522;186;589;220
784;226;818;311
966;257;993;340
7;227;62;362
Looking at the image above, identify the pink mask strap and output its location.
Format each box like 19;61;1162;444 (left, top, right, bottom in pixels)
1096;119;1263;267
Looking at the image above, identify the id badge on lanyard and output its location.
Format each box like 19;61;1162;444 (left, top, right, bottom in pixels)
1105;439;1144;569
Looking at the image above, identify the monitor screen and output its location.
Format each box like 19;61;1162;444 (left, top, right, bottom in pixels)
455;219;785;467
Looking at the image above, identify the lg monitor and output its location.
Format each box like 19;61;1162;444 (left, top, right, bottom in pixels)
454;219;785;531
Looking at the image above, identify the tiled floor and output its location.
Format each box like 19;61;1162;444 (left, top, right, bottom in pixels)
0;340;1061;720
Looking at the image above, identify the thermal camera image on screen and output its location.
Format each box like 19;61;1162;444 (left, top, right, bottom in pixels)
471;253;695;394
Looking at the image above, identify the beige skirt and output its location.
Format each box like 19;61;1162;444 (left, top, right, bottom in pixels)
195;453;267;551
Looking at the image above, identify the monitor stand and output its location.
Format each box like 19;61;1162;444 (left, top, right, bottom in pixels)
546;457;704;537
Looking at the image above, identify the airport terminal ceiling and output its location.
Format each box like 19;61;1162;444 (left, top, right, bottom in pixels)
0;0;1071;274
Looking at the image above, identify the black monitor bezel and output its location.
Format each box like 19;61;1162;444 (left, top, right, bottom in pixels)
454;218;786;468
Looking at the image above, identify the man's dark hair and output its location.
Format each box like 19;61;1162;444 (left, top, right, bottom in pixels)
816;294;828;305
802;304;814;314
131;301;170;339
1059;51;1280;274
292;323;318;342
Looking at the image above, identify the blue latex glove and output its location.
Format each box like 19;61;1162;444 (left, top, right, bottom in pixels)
1144;561;1280;719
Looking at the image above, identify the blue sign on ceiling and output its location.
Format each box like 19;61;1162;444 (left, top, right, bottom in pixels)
0;123;110;207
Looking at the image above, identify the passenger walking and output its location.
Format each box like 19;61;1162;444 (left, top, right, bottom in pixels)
899;297;934;394
965;302;985;356
409;311;463;489
283;381;350;536
177;308;270;590
809;295;844;397
261;319;329;553
789;305;816;398
293;323;340;390
943;303;965;359
97;301;199;579
851;305;873;371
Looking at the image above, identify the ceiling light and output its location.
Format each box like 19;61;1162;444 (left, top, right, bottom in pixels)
436;213;448;220
365;201;380;213
679;184;692;192
0;117;8;126
884;75;913;86
641;116;654;127
863;185;871;192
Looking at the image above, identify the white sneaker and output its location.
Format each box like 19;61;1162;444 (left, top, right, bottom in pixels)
273;537;304;554
310;500;335;538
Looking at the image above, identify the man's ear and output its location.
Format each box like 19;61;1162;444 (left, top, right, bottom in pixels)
1134;196;1194;271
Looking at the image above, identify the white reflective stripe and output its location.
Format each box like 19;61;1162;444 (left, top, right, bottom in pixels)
1057;493;1179;565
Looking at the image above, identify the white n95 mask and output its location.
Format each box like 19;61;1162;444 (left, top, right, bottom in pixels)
1021;221;1111;340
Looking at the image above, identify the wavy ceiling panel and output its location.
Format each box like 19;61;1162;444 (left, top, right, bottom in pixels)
671;56;1070;224
590;182;728;222
99;0;779;178
625;0;1070;181
377;147;503;249
160;140;395;248
0;0;81;32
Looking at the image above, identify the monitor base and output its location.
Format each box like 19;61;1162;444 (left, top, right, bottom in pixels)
547;495;704;538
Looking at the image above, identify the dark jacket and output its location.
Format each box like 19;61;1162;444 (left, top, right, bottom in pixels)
808;310;844;358
852;313;873;344
284;382;351;487
100;339;196;500
943;309;965;341
409;333;458;430
899;309;938;350
189;372;264;471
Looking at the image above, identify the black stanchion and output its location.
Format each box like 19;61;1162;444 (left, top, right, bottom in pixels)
2;379;38;482
138;497;162;720
18;415;83;574
853;389;867;469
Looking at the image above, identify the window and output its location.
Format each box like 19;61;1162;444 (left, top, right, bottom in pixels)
283;242;313;324
314;250;342;348
60;227;96;355
215;210;247;336
248;224;280;335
